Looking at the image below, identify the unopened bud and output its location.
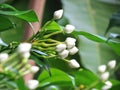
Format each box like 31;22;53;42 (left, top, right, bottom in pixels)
59;49;69;59
69;46;79;55
0;53;9;63
64;24;75;34
30;66;40;74
65;37;76;49
68;59;80;68
56;44;66;52
53;9;63;20
98;65;106;73
102;81;112;90
100;72;109;81
27;80;39;90
108;60;116;69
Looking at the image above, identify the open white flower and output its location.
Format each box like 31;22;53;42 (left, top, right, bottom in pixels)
98;65;106;73
56;43;66;52
64;24;75;34
30;66;40;74
59;49;69;59
100;72;109;81
108;60;116;69
0;53;9;63
17;43;32;53
27;80;39;90
69;46;78;55
65;37;76;49
53;9;63;20
68;59;80;68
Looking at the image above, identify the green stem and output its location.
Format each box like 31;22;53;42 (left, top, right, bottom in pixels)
43;30;63;38
84;80;100;90
41;42;58;47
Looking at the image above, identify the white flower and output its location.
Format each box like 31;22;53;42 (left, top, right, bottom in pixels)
17;43;32;54
0;53;9;63
100;72;109;81
59;49;69;59
69;46;79;55
68;59;80;68
98;65;106;73
64;24;75;34
102;81;112;90
30;66;40;74
53;9;63;20
108;60;116;69
56;44;66;52
65;37;76;49
27;80;39;90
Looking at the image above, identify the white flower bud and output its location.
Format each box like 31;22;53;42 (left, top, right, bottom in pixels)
21;52;30;58
17;43;32;53
65;37;76;49
108;60;116;69
53;9;63;20
64;24;75;34
56;44;66;52
100;72;109;81
59;49;69;59
68;59;80;68
69;46;79;55
98;65;106;73
102;81;112;90
27;80;39;90
0;53;9;63
30;66;40;74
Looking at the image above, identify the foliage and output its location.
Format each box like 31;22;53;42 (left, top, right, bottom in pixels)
0;1;120;90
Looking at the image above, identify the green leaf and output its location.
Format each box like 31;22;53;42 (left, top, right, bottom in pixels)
0;4;17;11
15;77;27;90
62;0;119;72
38;68;74;88
0;15;14;32
43;20;61;31
0;10;39;22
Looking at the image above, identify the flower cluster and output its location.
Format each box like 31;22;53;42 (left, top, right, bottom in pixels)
97;60;116;90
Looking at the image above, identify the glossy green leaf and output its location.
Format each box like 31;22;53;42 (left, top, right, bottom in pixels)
0;10;39;22
0;4;17;11
62;0;119;72
38;68;74;88
72;31;120;56
43;20;61;31
0;16;14;32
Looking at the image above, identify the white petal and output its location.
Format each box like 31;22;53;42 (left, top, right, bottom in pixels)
68;59;80;68
53;9;63;20
98;65;106;73
64;24;75;34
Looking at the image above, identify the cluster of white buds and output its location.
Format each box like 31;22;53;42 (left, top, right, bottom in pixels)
56;37;78;59
26;79;39;90
53;9;63;20
98;60;116;82
17;43;32;58
102;81;112;90
64;24;75;34
0;53;9;63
